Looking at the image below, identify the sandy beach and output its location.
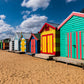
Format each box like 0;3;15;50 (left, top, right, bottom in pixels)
0;50;84;84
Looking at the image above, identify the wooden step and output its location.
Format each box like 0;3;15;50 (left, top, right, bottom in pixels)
14;51;25;54
35;54;55;60
26;52;35;56
53;57;84;67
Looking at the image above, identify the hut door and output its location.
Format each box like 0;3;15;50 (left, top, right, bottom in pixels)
31;39;35;53
42;35;47;53
15;40;18;51
9;41;12;51
3;43;5;50
47;34;53;54
20;39;26;52
42;34;53;54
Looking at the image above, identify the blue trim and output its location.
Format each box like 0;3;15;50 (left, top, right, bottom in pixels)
29;36;39;53
35;40;37;53
30;41;31;52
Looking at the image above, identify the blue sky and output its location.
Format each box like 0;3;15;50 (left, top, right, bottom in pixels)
0;0;84;39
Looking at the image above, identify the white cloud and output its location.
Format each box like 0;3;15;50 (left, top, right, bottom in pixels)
0;15;6;20
16;15;48;33
23;15;28;19
0;20;14;33
21;10;31;15
0;15;15;40
66;0;76;3
0;33;8;40
21;0;51;11
21;10;31;19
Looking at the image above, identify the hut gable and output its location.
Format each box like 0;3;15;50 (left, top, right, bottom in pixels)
14;32;21;40
29;33;40;41
58;12;84;30
21;33;31;40
39;23;59;33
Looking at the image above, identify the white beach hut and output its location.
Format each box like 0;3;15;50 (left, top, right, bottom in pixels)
9;37;14;51
14;32;21;51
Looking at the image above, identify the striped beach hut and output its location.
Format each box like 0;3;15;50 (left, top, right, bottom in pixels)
39;23;60;56
58;12;84;60
29;33;40;53
20;33;31;52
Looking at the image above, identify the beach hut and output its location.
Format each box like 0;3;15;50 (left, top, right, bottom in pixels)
29;33;40;53
14;32;21;51
58;12;84;60
3;38;10;50
0;40;3;49
9;37;14;51
39;23;60;56
20;33;31;52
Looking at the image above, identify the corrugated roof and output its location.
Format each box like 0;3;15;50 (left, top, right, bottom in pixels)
16;32;21;38
3;38;10;40
47;22;59;28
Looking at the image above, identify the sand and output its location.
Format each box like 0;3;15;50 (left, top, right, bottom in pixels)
0;50;84;84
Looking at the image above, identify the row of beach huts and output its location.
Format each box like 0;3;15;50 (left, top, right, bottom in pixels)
0;12;84;67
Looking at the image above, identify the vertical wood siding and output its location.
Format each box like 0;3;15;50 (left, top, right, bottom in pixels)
60;16;84;60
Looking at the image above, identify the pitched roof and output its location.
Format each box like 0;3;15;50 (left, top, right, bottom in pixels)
47;22;59;28
58;12;84;30
39;23;59;33
16;32;21;38
34;33;40;40
3;38;11;41
29;33;40;41
22;33;31;39
80;8;84;13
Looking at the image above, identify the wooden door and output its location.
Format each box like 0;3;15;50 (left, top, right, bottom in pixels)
47;34;53;54
9;41;12;51
20;39;26;52
42;34;53;54
42;35;47;53
31;39;35;53
3;43;5;50
15;40;18;51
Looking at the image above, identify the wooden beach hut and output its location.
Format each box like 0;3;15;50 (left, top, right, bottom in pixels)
9;37;14;51
14;32;21;51
58;12;84;60
0;40;3;49
39;23;60;56
29;33;40;53
20;33;31;52
3;38;10;50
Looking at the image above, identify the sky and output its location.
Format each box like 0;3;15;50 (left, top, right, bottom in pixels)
0;0;84;39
